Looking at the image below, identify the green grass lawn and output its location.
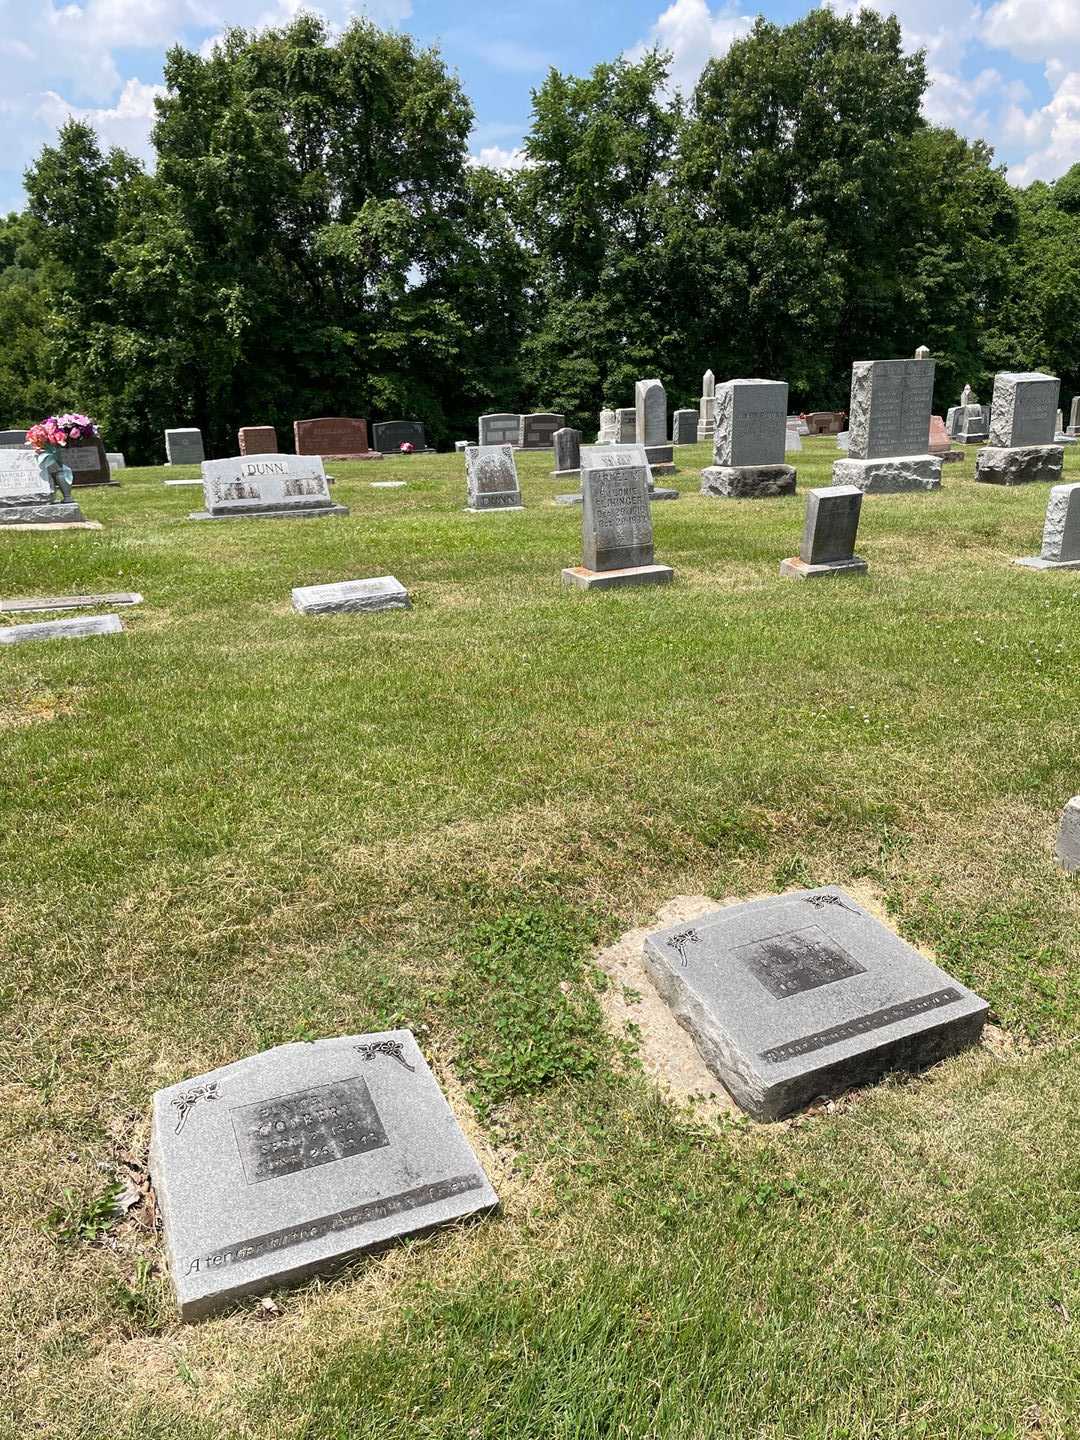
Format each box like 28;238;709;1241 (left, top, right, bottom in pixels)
1;439;1078;1439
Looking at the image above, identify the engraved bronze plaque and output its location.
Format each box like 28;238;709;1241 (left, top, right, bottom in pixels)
231;1076;388;1185
735;924;866;1000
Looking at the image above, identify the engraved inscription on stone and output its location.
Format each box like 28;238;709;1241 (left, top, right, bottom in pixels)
0;451;51;502
850;359;936;460
231;1077;388;1185
582;464;653;571
759;988;963;1064
735;924;867;999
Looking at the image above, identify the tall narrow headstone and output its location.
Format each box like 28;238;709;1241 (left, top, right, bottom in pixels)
701;379;796;499
635;379;674;472
1014;484;1080;570
464;444;523;511
976;372;1063;485
478;414;521;447
832;359;941;492
562;456;673;590
698;369;717;443
598;408;618;443
552;427;581;475
165;428;205;466
780;485;867;579
1068;396;1080;437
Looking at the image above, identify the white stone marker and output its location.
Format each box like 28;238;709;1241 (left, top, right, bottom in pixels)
0;614;123;645
292;577;411;614
1056;798;1080;873
192;454;348;520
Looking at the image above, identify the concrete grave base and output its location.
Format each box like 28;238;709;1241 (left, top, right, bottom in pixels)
700;464;797;499
189;504;350;521
292;577;411;615
0;502;85;525
0;614;123;645
832;455;942;493
1057;797;1080;873
780;555;867;580
975;445;1064;486
1013;555;1080;571
562;563;674;591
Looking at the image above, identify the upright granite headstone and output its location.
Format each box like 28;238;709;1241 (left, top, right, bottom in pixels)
292;577;411;614
976;372;1063;485
478;414;521;447
780;485;867;580
165;428;205;466
238;426;278;456
464;444;523;511
832;358;941;492
294;418;379;460
0;614;123;645
701;379;795;498
578;443;678;502
598;408;618;444
192;455;348;521
519;413;564;450
0;450;85;525
785;424;803;454
634;380;675;473
65;438;113;487
149;1031;498;1319
672;410;698;446
613;408;637;444
552;427;581;476
1056;797;1080;873
562;457;673;591
1014;483;1080;570
0;429;27;448
643;887;988;1119
372;421;429;454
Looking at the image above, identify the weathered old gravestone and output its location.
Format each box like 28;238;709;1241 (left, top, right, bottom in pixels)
635;379;675;472
672;410;697;446
519;413;564;449
372;421;429;454
552;427;581;476
562;456;673;591
643;887;988;1120
700;379;796;499
238;426;278;456
464;444;523;511
1068;396;1080;437
0;449;86;525
832;359;941;492
149;1030;498;1319
805;411;845;435
915;344;931;360
1057;797;1080;873
613;408;637;444
65;437;113;487
0;614;123;646
294;417;379;460
780;485;867;580
952;405;988;443
292;577;411;615
192;455;348;522
1014;483;1080;570
0;429;28;448
0;591;141;614
697;369;716;442
785;424;803;454
598;408;618;444
478;414;521;447
166;428;206;466
579;443;678;501
106;453;126;469
976;372;1063;485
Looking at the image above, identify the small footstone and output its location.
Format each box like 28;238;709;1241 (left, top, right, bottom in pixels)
0;613;123;645
643;887;989;1120
700;464;796;499
1056;797;1080;873
780;484;867;580
975;445;1064;486
831;456;942;493
561;564;674;590
150;1031;498;1320
292;576;410;615
0;592;142;614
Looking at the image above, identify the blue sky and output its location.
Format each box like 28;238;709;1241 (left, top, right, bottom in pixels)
2;0;1078;214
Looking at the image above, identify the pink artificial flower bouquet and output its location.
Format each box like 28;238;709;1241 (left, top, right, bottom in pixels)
26;413;99;452
400;441;416;454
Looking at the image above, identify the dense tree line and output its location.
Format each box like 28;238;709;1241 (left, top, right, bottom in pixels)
1;9;1077;463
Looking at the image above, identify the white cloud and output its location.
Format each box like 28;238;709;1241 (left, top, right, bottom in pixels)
626;0;754;94
984;0;1080;67
1006;70;1080;182
467;145;530;171
36;78;166;166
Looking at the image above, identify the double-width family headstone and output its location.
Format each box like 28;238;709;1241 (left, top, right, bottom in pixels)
149;1030;498;1319
672;410;697;446
1057;798;1080;873
478;414;520;447
562;453;673;591
635;379;675;472
552;427;581;476
520;413;564;449
238;426;278;456
292;577;411;615
464;444;523;511
643;887;988;1120
294;417;379;460
805;411;845;435
780;486;867;580
976;372;1063;485
192;455;348;522
701;379;796;499
0;449;86;525
166;428;205;466
1014;484;1080;570
0;429;27;448
697;369;716;442
0;614;123;646
832;358;941;492
372;421;429;454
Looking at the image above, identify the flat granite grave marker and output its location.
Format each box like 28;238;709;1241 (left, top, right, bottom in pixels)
520;413;564;449
643;887;988;1119
1056;797;1080;873
1014;483;1080;570
701;379;796;498
0;592;141;614
976;372;1064;485
464;444;523;511
780;485;867;580
238;426;278;456
0;450;86;525
0;614;123;645
166;428;205;466
292;577;411;615
833;359;941;492
478;414;520;447
294;417;379;461
192;455;348;521
372;421;429;454
672;409;697;446
149;1030;498;1319
562;457;673;591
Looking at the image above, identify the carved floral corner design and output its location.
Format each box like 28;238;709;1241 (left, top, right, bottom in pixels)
355;1039;416;1072
171;1081;221;1135
667;928;701;965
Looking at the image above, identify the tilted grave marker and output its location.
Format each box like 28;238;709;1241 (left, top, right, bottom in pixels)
464;444;523;511
780;485;867;580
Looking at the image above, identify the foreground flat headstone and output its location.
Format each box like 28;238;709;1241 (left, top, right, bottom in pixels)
833;359;941;492
464;444;523;511
1014;483;1080;570
780;485;866;579
192;455;348;521
0;450;86;525
292;576;411;615
149;1030;498;1319
238;426;278;456
0;613;123;645
294;417;379;460
701;378;796;498
1057;797;1080;873
562;455;673;590
0;592;141;614
643;887;988;1119
478;413;520;447
977;371;1063;484
165;428;205;466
